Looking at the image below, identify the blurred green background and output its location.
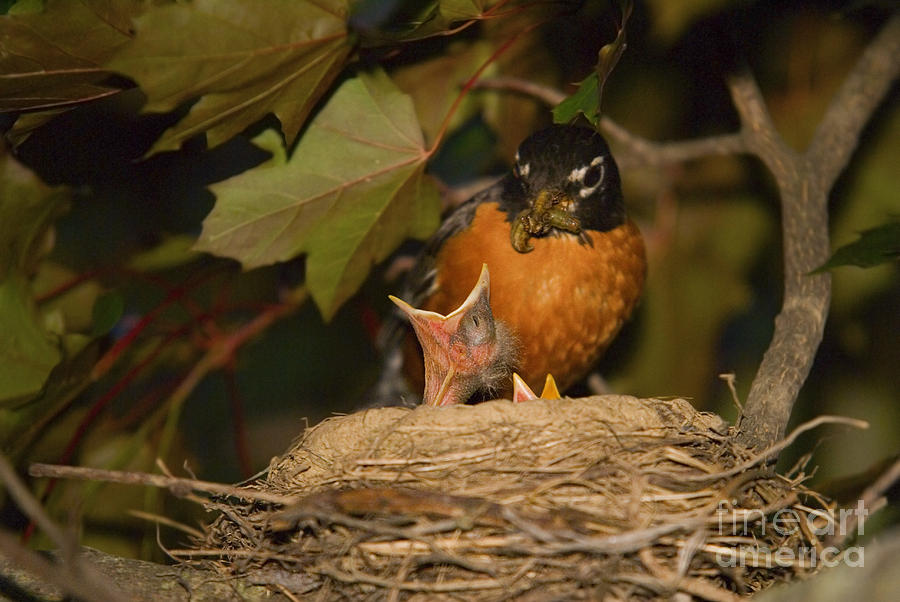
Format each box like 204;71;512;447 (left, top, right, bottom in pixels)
1;0;897;560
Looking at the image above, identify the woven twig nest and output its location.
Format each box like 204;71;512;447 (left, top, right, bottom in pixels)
197;396;834;600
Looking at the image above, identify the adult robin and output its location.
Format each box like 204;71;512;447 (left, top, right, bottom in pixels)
380;124;646;407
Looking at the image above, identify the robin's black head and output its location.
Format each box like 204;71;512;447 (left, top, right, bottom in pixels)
500;125;625;233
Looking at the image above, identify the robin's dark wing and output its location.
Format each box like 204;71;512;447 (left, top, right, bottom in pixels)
368;176;508;407
376;176;510;353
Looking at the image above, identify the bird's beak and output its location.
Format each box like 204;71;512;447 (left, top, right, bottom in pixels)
511;190;581;253
389;264;491;407
540;374;561;399
511;372;561;403
512;372;538;403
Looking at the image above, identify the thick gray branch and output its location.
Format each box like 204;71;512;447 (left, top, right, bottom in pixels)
809;14;900;189
0;547;288;602
735;13;900;449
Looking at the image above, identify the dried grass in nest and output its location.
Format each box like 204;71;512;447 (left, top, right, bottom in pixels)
189;395;839;601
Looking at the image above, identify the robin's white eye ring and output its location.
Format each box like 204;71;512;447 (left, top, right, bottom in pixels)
515;162;530;178
583;165;602;188
578;163;605;198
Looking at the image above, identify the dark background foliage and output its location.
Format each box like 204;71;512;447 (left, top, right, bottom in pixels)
0;0;896;559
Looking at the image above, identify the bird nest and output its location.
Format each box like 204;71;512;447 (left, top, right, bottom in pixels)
193;396;835;600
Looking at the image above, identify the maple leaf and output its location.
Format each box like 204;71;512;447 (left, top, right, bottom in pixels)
0;151;68;405
106;0;352;154
0;0;138;112
196;70;440;320
0;0;145;145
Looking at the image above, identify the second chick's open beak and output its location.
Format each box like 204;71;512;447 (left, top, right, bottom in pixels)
389;264;517;407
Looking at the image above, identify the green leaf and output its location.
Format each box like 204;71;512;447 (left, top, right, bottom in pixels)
0;273;61;405
552;71;601;126
814;221;900;273
0;150;68;278
439;0;491;22
196;69;440;320
552;0;632;126
90;291;125;336
107;0;352;154
247;128;288;168
8;0;45;15
595;1;631;102
0;150;68;404
0;0;139;112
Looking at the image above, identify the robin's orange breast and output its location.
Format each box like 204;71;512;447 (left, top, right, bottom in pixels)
422;202;646;394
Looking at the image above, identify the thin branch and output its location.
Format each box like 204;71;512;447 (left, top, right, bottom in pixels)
0;454;70;553
28;463;297;506
317;565;505;592
685;415;868;483
830;454;900;548
154;287;307;463
473;76;566;105
473;76;748;169
599;117;746;169
430;21;546;153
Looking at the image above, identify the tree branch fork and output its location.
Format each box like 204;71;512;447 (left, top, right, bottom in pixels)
482;13;900;449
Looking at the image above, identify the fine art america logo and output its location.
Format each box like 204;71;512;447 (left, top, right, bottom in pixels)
714;499;867;568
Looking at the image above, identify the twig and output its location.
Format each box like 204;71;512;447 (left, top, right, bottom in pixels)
686;415;868;483
600;118;746;170
317;564;505;592
719;373;743;414
615;570;742;602
155;288;307;469
540;518;707;556
0;454;70;553
28;463;297;505
831;454;900;548
677;528;707;577
430;20;546;153
473;76;566;105
128;509;205;539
